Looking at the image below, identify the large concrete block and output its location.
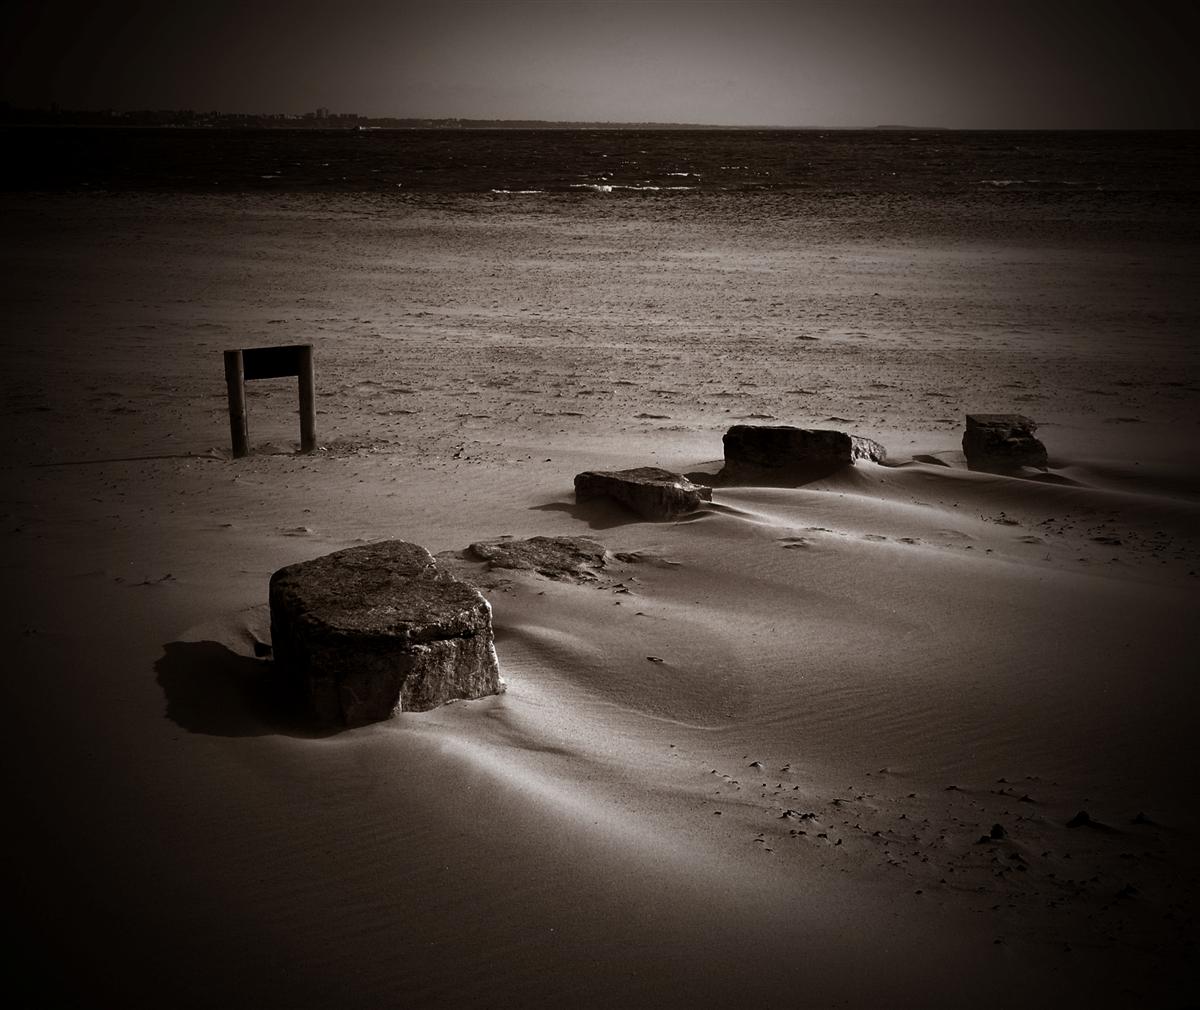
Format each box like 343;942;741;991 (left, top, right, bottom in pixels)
723;425;886;472
269;540;501;729
962;414;1048;471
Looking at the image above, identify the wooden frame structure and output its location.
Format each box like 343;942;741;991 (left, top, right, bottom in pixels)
223;344;316;458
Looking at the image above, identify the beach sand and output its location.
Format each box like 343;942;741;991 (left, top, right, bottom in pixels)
2;192;1198;1006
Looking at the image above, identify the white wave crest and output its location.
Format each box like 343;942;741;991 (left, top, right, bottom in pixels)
569;183;696;193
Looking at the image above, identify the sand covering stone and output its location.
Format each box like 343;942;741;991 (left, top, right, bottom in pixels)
466;535;610;582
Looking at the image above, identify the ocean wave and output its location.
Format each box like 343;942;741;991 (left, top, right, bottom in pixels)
490;189;546;194
570;183;697;193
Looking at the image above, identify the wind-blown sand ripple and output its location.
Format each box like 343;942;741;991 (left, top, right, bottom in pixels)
2;192;1197;1007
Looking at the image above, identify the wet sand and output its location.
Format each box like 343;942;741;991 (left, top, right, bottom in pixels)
2;192;1198;1006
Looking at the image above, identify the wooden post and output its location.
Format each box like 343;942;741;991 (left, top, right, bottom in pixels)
223;349;248;458
297;343;316;453
224;343;314;457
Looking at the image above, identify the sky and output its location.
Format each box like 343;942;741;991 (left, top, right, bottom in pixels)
2;0;1198;128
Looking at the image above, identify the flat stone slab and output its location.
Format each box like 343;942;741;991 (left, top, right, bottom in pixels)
962;413;1048;471
269;540;501;729
723;425;886;471
466;535;610;581
574;466;712;520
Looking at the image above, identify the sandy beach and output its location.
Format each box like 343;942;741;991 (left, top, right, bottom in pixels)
3;190;1198;1006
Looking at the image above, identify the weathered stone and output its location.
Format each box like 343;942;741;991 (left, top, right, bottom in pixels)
962;414;1048;471
722;425;886;472
574;466;712;520
269;540;500;729
466;535;609;582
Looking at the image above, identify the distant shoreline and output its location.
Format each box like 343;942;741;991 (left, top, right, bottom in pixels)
0;111;946;131
4;121;1193;134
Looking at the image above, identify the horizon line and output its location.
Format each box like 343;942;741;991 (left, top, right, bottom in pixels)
4;103;1198;132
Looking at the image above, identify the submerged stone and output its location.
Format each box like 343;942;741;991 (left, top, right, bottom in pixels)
962;414;1048;471
269;540;500;729
574;466;712;520
722;425;886;472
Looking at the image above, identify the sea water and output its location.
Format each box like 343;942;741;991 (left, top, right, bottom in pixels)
3;127;1198;207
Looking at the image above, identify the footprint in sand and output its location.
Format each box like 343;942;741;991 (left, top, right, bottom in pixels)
777;536;811;549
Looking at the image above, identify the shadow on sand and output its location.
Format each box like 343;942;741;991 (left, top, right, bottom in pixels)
684;463;847;489
155;640;327;738
530;465;853;528
530;497;719;529
529;498;652;530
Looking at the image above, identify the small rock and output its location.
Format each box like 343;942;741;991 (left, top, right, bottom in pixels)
990;823;1007;840
1066;810;1093;828
574;466;712;521
962;414;1048;471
